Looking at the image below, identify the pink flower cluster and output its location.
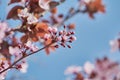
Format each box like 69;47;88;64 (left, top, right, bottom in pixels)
8;40;38;75
64;57;120;80
0;22;10;43
17;0;52;25
18;8;38;24
109;38;120;52
0;54;10;80
44;26;76;48
15;61;28;73
64;65;82;75
39;0;50;10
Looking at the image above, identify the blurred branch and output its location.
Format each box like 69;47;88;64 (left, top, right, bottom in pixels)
56;9;86;27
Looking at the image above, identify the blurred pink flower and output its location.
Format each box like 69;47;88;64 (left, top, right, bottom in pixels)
0;54;9;80
25;41;39;52
109;39;119;52
27;14;38;24
0;22;10;43
19;62;28;73
64;65;82;75
39;0;50;10
84;61;94;74
18;8;29;18
9;46;21;55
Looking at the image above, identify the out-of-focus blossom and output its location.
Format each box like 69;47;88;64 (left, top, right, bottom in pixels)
0;32;5;43
0;22;10;43
19;62;28;73
93;58;120;80
64;66;82;75
0;54;9;80
65;57;120;80
25;41;39;52
84;61;94;74
18;8;38;24
44;34;51;41
52;27;58;33
9;46;21;55
20;0;28;5
109;39;120;52
83;0;95;3
27;14;38;24
39;0;50;10
18;8;29;18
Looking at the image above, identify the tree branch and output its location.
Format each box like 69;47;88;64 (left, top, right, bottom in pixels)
56;9;86;27
0;0;85;75
0;41;54;74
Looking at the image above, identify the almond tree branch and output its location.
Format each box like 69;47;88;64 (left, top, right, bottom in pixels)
0;41;55;74
0;0;86;75
0;9;86;74
1;9;85;74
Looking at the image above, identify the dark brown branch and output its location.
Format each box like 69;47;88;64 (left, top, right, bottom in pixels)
0;41;54;74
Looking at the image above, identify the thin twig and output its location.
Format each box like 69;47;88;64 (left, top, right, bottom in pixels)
0;42;54;74
56;9;86;27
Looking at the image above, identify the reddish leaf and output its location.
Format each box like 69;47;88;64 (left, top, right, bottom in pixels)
68;23;75;29
28;0;45;13
0;41;11;60
29;33;39;42
44;39;55;55
8;0;21;5
75;73;84;80
50;8;57;14
20;35;28;43
49;1;59;9
35;22;48;38
85;0;105;19
7;6;24;20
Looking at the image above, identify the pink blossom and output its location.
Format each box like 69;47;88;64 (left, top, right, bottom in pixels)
25;41;39;52
64;66;82;75
18;8;29;18
9;46;21;55
39;0;50;10
48;27;53;32
0;22;10;43
62;35;68;41
84;61;94;74
52;27;58;33
70;36;77;41
19;62;28;73
46;26;76;48
56;36;62;41
0;32;5;43
0;54;9;80
44;34;51;40
27;14;38;24
109;39;119;52
83;0;95;3
20;0;28;5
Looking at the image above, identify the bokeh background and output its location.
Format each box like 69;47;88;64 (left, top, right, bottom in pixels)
0;0;120;80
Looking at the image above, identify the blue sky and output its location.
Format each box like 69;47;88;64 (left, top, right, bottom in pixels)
0;0;120;80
